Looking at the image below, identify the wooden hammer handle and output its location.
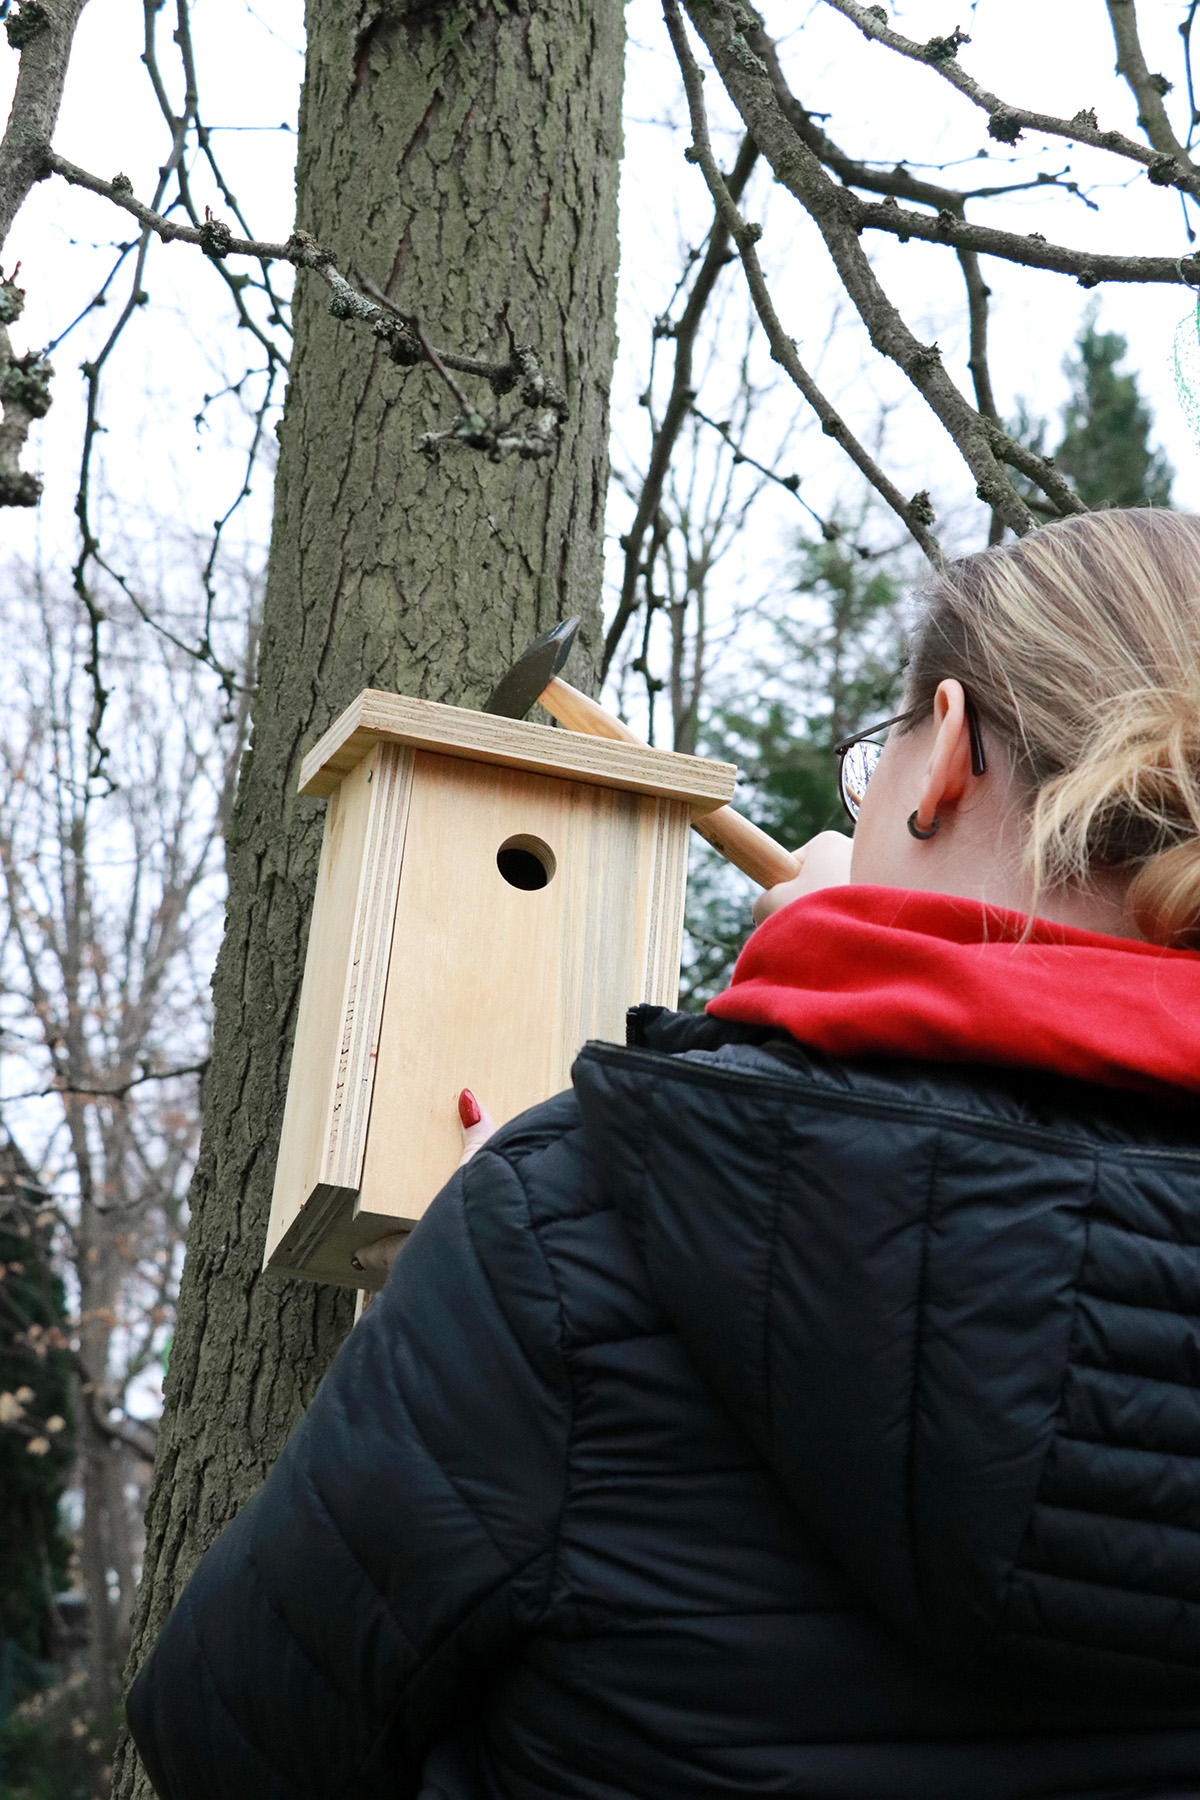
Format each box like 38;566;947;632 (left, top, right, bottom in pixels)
539;677;802;890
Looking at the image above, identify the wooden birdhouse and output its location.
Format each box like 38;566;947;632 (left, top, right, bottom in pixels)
264;689;737;1289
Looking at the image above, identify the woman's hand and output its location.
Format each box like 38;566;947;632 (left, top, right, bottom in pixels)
751;830;854;928
454;1087;497;1167
352;1089;497;1281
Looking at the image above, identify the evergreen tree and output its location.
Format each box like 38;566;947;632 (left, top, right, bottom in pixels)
1056;307;1173;509
681;531;908;1004
0;1146;73;1667
0;1139;77;1799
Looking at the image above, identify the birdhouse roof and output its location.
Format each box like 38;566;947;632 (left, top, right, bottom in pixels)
299;689;737;816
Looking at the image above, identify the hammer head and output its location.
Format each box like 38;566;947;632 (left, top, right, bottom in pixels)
484;616;580;719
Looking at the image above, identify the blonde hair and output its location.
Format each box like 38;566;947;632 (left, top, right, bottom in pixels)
905;510;1200;948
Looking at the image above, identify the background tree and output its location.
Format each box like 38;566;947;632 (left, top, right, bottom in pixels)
0;1141;88;1800
108;10;626;1796
0;550;253;1780
0;1140;73;1670
1057;306;1174;508
680;522;909;1001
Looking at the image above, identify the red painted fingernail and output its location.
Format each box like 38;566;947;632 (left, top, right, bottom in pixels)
350;1255;364;1272
458;1088;482;1129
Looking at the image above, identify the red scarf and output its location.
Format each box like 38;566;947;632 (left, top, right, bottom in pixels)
706;886;1200;1099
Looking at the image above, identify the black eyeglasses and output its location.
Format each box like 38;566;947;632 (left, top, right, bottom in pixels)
833;695;987;824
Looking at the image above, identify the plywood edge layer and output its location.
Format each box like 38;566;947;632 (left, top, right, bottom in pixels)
641;799;691;1011
324;743;414;1189
299;689;737;813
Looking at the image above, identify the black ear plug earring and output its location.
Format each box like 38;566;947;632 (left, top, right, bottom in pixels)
907;810;939;840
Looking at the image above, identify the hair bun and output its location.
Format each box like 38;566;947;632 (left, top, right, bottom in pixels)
1128;838;1200;949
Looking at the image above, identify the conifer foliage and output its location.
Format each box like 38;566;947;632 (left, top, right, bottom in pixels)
681;528;907;1003
0;1139;76;1798
1056;308;1174;510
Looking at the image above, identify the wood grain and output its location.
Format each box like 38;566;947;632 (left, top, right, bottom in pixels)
538;677;802;889
268;745;692;1288
299;687;736;813
263;742;413;1268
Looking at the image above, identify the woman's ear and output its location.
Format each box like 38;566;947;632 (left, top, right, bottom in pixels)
913;679;973;831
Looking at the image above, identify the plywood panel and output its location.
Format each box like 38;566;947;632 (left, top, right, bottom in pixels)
299;688;736;813
263;742;413;1266
335;754;689;1272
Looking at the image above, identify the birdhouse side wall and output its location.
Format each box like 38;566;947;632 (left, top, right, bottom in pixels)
263;742;414;1268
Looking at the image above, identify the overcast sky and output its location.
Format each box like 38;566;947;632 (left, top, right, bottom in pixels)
3;0;1200;654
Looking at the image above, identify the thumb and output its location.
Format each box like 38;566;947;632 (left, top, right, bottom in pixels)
457;1088;497;1166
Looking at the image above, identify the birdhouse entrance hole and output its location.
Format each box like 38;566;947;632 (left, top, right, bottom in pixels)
496;834;556;890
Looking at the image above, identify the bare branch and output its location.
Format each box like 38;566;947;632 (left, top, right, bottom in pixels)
955;246;1005;544
743;16;1095;215
665;1;956;557
0;0;92;503
849;193;1197;288
42;155;295;256
0;273;52;507
823;0;1199;199
602;132;759;681
1107;0;1195;172
2;1060;210;1105
73;1357;158;1461
738;15;1182;290
985;421;1087;519
673;0;1048;539
43;155;570;460
0;0;92;249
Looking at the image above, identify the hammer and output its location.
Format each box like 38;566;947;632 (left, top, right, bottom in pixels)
485;619;803;890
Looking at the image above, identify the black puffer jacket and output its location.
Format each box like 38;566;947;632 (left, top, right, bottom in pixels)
128;1006;1200;1800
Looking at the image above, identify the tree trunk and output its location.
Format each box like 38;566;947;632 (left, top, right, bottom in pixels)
112;3;623;1792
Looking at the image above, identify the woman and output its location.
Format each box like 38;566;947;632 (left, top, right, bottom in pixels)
129;509;1200;1799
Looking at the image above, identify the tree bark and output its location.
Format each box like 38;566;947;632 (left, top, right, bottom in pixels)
0;0;92;249
112;2;623;1792
0;0;92;505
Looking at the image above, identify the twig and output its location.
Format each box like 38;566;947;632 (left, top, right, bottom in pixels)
44;152;570;462
1107;0;1196;173
170;0;292;337
1;1060;210;1106
690;403;863;548
664;1;949;561
823;0;1200;200
602;132;759;681
674;0;1046;539
849;193;1196;288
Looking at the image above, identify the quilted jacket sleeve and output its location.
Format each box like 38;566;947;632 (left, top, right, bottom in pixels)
126;1110;574;1800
